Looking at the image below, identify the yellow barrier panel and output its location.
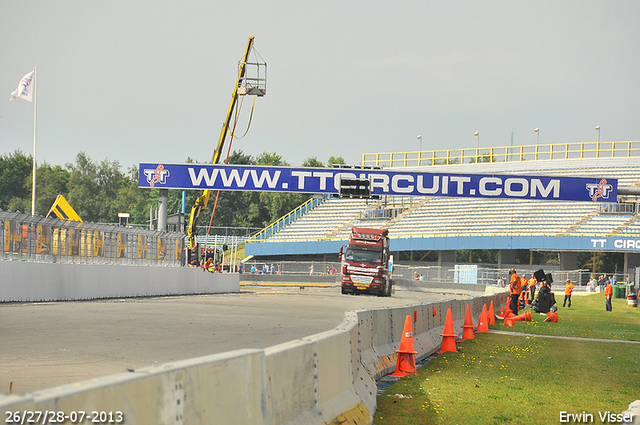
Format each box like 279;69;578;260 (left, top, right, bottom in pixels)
47;195;82;222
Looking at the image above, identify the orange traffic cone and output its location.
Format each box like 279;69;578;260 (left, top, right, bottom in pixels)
488;300;496;325
461;304;475;341
476;304;489;333
504;302;514;318
498;305;505;319
390;315;418;377
504;316;515;327
544;312;558;323
433;307;437;317
438;308;458;354
512;311;532;321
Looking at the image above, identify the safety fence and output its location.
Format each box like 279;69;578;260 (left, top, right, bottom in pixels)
0;210;185;266
394;264;628;287
363;141;640;168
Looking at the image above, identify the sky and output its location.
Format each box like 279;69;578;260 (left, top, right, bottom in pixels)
2;1;640;171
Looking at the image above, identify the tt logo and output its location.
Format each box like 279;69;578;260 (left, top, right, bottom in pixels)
586;179;613;201
144;165;170;187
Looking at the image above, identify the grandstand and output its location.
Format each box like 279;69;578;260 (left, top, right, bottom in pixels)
245;141;640;276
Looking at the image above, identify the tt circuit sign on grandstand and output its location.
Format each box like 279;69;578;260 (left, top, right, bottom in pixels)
138;163;617;203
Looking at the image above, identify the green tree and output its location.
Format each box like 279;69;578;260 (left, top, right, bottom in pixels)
302;157;324;167
327;156;345;166
66;152;128;223
0;150;32;212
35;163;70;215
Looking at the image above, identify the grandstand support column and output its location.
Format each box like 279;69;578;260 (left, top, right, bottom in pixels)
559;251;578;271
498;250;515;269
624;253;640;277
158;188;168;232
438;251;456;280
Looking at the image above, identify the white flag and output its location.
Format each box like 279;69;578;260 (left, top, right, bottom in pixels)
10;70;35;102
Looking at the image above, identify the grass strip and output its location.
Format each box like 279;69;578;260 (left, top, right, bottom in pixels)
375;294;640;424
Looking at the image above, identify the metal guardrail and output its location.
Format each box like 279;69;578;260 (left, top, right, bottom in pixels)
247;195;326;242
1;210;185;266
362;141;640;168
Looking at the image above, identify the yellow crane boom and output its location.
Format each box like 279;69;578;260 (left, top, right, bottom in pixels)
187;37;258;251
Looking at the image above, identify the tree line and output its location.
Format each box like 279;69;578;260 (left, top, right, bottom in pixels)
0;150;345;232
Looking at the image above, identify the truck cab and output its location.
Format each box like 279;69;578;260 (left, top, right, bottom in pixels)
340;227;393;297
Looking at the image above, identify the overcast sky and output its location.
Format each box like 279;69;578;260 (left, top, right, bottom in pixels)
2;1;639;171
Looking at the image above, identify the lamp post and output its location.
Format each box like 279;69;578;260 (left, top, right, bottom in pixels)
417;135;422;166
474;132;480;163
595;126;600;142
417;134;422;152
534;128;539;144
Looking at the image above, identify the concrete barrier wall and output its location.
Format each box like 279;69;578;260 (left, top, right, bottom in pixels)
0;286;509;425
0;262;239;302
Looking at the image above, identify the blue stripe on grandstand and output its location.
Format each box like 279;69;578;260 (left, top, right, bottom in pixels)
245;235;638;256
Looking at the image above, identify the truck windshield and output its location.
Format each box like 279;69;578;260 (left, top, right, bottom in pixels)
345;248;382;264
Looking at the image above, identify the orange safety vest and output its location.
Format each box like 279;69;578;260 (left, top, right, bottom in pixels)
510;273;522;295
604;283;613;298
564;282;574;296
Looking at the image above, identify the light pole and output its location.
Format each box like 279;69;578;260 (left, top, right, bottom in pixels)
474;131;479;149
595;126;600;142
534;128;539;144
417;134;422;151
417;135;422;166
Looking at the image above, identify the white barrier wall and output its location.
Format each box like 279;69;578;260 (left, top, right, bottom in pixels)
0;286;509;425
0;262;239;301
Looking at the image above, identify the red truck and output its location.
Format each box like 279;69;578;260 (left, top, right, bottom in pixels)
339;227;394;297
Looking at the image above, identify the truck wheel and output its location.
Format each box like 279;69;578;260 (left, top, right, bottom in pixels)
385;280;392;297
341;287;349;295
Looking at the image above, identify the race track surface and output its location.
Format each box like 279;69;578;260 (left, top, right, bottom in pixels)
0;285;468;394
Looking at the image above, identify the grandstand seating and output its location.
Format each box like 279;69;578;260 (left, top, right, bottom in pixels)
249;155;640;243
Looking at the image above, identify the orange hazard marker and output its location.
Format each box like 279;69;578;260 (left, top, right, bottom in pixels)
438;308;458;354
504;302;514;318
433;307;437;317
512;311;532;322
499;305;505;319
390;315;418;377
544;312;558;323
476;304;489;333
504;316;515;327
461;304;475;341
488;300;496;325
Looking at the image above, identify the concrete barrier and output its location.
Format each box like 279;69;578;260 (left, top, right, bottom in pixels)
0;262;239;302
0;285;509;425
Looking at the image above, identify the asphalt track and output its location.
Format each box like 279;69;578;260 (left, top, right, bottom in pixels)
0;284;470;395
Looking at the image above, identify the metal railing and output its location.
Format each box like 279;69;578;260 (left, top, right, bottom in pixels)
362;141;640;168
247;195;326;242
1;210;185;266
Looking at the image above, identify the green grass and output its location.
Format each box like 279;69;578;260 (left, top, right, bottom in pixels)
375;294;640;425
498;293;640;341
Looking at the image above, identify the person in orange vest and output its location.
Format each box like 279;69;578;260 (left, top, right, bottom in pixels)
563;279;574;307
509;268;522;315
529;274;538;301
521;275;530;305
604;280;613;311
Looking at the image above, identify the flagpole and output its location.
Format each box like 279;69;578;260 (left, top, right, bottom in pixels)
31;66;37;216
